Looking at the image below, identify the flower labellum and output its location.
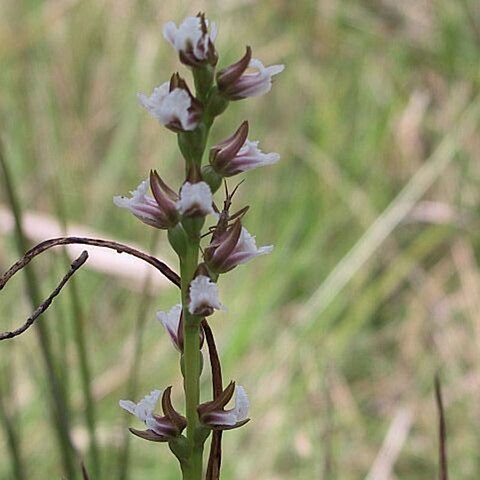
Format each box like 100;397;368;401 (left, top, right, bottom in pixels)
217;46;284;100
210;121;280;176
205;220;273;273
138;75;201;132
176;181;214;217
119;387;186;442
164;13;218;67
198;382;250;430
114;176;179;229
188;275;224;316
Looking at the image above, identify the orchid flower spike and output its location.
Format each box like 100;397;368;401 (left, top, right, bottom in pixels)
114;173;179;229
119;387;186;442
205;219;273;273
156;304;204;352
217;46;284;100
210;121;280;177
163;13;218;67
138;74;201;132
188;274;225;316
198;382;250;430
176;181;214;217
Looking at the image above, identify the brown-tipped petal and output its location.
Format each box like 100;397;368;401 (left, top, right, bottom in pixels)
150;170;178;203
129;428;169;442
199;381;236;416
195;263;210;278
170;72;188;93
210;122;249;170
213;121;249;152
208;220;242;271
198;12;208;35
217;46;252;92
162;387;187;431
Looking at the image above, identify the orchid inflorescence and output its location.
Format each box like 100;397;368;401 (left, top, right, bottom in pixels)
116;13;283;479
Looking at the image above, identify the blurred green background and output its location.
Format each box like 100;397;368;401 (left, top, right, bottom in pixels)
1;0;480;478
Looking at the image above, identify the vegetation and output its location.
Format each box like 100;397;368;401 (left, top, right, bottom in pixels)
0;0;479;478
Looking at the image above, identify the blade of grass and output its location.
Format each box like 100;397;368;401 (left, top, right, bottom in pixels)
53;183;101;477
296;96;480;327
434;375;448;480
117;231;158;480
0;366;27;480
0;143;78;479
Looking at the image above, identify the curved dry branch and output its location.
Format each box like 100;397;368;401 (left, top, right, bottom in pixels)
0;251;89;341
0;236;180;291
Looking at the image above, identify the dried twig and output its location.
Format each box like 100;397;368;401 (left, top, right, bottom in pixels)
0;252;89;341
434;374;448;480
0;236;180;290
202;320;223;480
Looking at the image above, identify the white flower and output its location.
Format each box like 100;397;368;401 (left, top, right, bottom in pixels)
119;388;186;441
137;82;199;131
210;122;280;176
228;227;273;268
206;220;273;273
114;180;177;229
198;383;250;430
119;389;162;422
188;275;225;316
163;15;217;66
217;46;284;100
231;59;284;98
156;304;182;351
176;181;214;217
220;385;249;426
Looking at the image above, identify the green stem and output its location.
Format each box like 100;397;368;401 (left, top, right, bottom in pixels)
180;241;203;480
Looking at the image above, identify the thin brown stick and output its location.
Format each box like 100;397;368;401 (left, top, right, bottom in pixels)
434;374;448;480
81;462;91;480
202;320;223;480
0;252;89;340
0;236;180;290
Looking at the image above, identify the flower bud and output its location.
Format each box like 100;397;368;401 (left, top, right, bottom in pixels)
188;275;225;317
198;382;250;430
119;387;186;442
176;181;214;218
113;176;179;229
217;46;284;100
205;220;273;273
138;75;201;132
163;13;218;68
